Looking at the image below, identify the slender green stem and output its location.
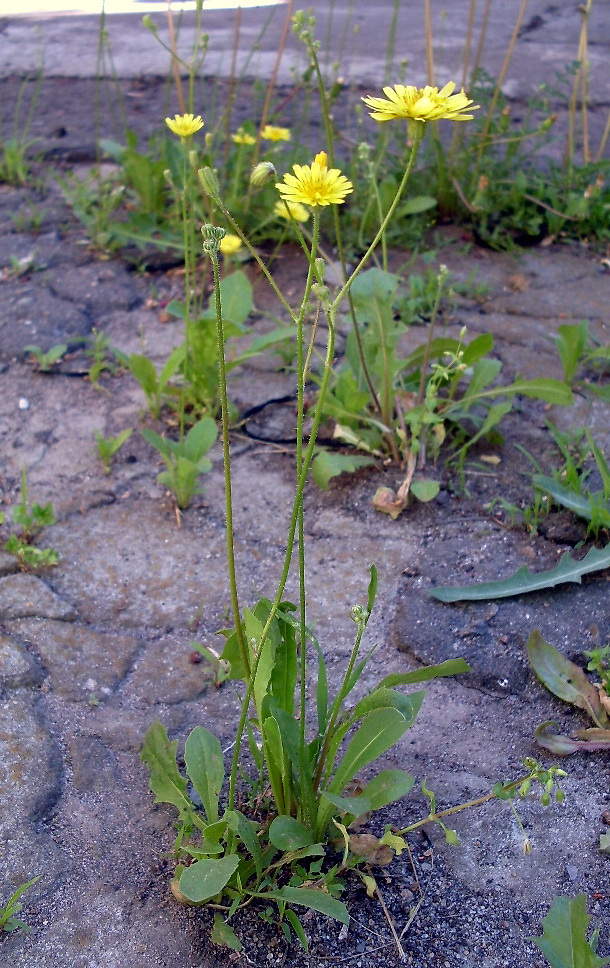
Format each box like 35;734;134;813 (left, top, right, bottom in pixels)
215;201;297;321
331;135;422;311
208;250;250;820
308;43;385;432
228;292;337;817
313;613;367;796
416;268;447;406
395;774;533;835
297;210;320;827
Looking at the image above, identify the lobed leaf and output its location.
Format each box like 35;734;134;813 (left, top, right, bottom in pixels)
431;545;610;602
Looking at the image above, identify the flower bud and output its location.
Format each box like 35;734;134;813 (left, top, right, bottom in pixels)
250;161;276;188
201;223;226;254
198;166;220;199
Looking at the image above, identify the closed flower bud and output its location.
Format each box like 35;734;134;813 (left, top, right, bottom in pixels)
198;166;220;199
201;223;226;254
250;161;276;188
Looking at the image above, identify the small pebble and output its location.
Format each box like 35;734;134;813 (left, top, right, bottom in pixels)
18;397;30;410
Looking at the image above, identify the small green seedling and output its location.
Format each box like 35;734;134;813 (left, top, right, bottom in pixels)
2;468;60;570
141;417;218;509
0;876;40;933
94;428;133;474
24;343;67;372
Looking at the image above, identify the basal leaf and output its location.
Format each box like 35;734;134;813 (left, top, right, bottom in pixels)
534;722;610;755
311;449;375;489
211;914;242;951
277;886;349;925
533;476;610;526
178;855;240;904
216;270;253;329
527;630;609;727
140;722;193;820
349;688;424;728
377;658;471;689
502;377;574;406
410;478;440;502
529;894;610;968
184;727;224;824
183;417;218;462
329;708;410;796
357;768;415;810
431;545;610;602
269;816;316;851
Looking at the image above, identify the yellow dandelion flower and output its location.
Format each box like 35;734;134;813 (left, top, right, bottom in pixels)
260;124;291;142
276;151;353;209
362;82;478;123
273;199;310;223
219;234;243;256
232;128;256;145
165;113;204;138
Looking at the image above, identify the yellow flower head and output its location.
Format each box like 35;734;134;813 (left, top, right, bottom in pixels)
260;124;291;142
232;128;256;145
273;199;310;223
219;234;243;257
165;113;204;138
276;151;353;209
362;82;478;123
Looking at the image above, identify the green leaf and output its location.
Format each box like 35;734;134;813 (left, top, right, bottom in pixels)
329;708;410;796
399;194;437;215
500;377;574;405
534;722;610;755
129;354;159;397
217;270;252;329
277;886;349;925
357;768;415;810
311;449;375;489
140;722;195;822
532;476;610;526
184;727;224;824
178;855;240;904
323;768;415;821
285;909;309;951
410;478;440;502
367;563;378;616
183;417;218;462
225;810;263;880
211;914;242;951
529;894;610;968
349;688;424;728
431;545;610;602
377;658;471;689
314;638;329;735
527;630;609;727
269;816;316;851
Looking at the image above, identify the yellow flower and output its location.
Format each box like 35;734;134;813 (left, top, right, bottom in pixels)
276;151;353;208
260;124;291;142
219;234;243;257
362;82;478;123
232;128;256;145
165;113;204;138
273;199;310;223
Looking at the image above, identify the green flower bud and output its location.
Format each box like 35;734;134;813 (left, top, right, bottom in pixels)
250;161;276;188
201;223;226;254
198;166;220;199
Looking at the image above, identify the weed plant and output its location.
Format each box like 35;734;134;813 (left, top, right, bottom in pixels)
141;12;571;951
1;469;59;570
